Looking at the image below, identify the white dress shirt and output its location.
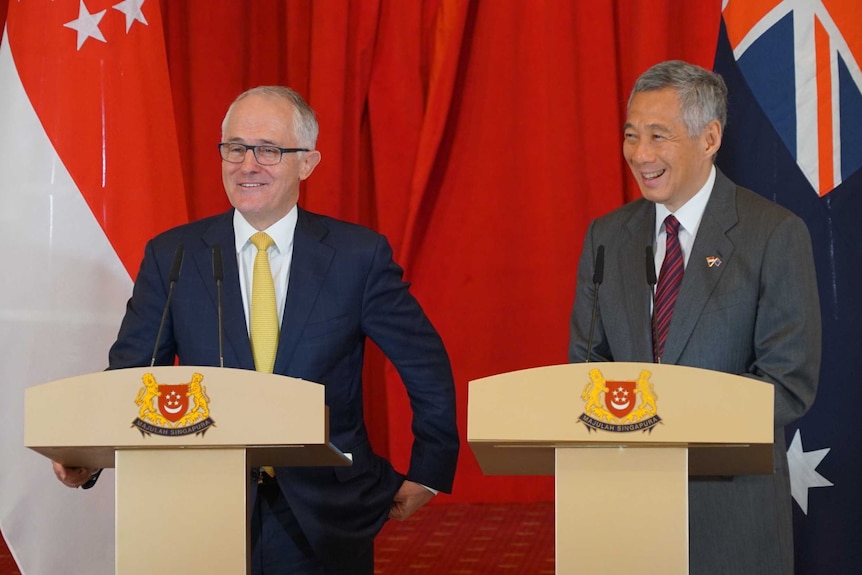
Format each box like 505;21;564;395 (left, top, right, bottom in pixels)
653;164;716;275
233;206;297;333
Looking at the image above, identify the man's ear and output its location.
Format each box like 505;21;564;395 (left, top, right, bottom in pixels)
703;119;722;158
299;150;321;181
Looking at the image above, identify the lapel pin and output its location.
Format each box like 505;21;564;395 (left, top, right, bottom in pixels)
706;256;722;268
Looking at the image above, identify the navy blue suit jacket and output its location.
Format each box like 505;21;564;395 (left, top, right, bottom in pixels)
109;208;459;567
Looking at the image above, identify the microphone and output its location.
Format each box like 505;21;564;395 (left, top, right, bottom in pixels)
212;244;225;368
645;244;657;289
585;245;605;363
150;244;184;367
592;244;605;285
646;245;657;362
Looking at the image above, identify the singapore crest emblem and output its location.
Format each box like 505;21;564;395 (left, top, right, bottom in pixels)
579;368;661;433
132;372;215;437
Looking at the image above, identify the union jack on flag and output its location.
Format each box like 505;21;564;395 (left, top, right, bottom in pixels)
723;0;862;196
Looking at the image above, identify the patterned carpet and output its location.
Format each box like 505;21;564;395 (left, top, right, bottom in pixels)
1;503;555;574
375;503;555;574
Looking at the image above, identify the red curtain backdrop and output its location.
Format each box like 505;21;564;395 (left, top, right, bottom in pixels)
0;0;721;504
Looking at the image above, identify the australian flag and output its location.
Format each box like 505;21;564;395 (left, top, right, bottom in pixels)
714;2;862;572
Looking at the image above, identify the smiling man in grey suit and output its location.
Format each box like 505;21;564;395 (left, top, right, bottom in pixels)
569;60;821;574
54;86;459;575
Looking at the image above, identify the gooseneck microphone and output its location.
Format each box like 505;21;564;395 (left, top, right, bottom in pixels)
150;244;184;367
585;245;605;363
646;245;657;361
645;244;657;311
212;244;225;368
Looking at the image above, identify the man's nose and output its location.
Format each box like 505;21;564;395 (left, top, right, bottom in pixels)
629;139;654;163
240;148;260;170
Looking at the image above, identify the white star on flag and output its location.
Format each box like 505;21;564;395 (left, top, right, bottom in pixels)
64;0;107;50
113;0;148;33
787;428;833;515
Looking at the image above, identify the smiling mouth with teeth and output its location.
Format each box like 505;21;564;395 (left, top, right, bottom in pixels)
643;170;665;180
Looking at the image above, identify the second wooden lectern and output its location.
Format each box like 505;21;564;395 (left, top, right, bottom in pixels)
468;362;773;575
25;366;350;575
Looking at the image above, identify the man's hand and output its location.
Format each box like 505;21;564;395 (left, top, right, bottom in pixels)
389;480;435;521
52;461;98;488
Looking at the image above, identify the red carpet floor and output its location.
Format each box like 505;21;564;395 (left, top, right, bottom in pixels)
0;503;555;574
375;502;555;574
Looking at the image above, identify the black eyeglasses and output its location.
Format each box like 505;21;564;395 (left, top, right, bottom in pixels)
218;142;310;166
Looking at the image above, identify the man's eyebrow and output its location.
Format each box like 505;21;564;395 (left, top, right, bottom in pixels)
623;122;672;133
224;139;285;148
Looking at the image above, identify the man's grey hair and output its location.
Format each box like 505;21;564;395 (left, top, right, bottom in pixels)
222;86;319;148
628;60;728;136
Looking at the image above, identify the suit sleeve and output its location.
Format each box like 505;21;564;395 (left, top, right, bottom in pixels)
569;220;612;363
748;215;821;427
359;235;459;493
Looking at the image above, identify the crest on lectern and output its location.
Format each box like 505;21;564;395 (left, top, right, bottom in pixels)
132;372;215;437
579;368;661;433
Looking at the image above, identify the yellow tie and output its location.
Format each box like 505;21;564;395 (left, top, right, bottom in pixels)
250;232;278;481
249;232;279;374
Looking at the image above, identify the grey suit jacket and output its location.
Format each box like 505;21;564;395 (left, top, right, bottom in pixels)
569;169;821;575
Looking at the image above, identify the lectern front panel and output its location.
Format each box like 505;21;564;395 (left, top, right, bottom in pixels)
115;449;249;575
556;446;689;575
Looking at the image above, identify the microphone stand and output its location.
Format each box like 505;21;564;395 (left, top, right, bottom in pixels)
150;245;184;367
212;244;225;368
646;245;658;363
585;245;604;362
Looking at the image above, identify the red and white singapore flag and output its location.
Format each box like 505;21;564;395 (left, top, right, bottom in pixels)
0;1;187;572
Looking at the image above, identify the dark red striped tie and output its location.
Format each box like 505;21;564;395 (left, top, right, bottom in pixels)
653;215;683;362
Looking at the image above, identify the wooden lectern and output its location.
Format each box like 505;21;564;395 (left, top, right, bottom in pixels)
25;366;350;575
468;362;773;575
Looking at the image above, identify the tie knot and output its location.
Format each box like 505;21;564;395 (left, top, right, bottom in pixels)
664;215;681;237
250;231;275;252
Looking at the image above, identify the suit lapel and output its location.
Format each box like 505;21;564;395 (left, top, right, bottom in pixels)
619;202;656;362
273;208;334;373
661;170;737;365
199;211;255;369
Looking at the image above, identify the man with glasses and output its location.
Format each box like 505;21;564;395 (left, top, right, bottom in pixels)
54;86;459;575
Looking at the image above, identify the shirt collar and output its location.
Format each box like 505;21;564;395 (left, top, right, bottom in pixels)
233;206;298;254
655;165;716;238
